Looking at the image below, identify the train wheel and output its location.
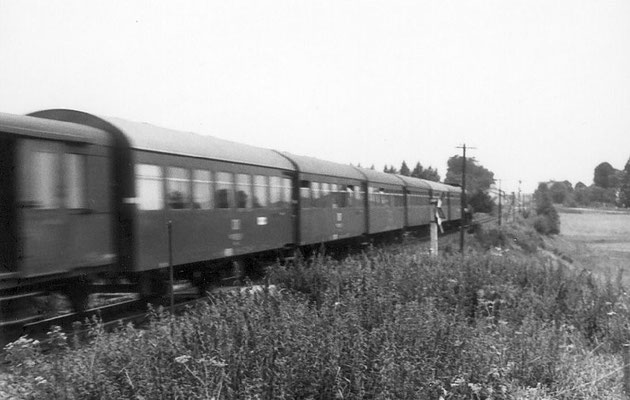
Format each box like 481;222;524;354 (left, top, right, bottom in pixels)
192;269;219;297
64;280;90;313
138;272;168;299
231;260;246;285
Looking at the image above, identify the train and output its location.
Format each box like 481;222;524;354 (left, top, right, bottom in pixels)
0;109;462;317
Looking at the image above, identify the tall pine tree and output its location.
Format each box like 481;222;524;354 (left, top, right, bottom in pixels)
400;161;410;176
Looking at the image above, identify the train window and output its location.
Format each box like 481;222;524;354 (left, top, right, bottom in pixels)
379;189;389;206
300;180;311;208
282;178;292;206
253;175;268;208
422;192;430;205
411;193;424;206
331;184;339;208
314;182;325;208
215;172;234;209
311;182;320;208
192;169;213;209
321;182;330;196
396;192;405;207
321;182;330;208
136;164;163;210
65;153;86;209
355;186;363;202
344;185;354;208
235;174;252;209
166;167;191;209
269;176;282;207
26;151;59;209
368;186;377;205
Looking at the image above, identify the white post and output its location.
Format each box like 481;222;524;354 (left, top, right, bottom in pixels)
430;200;438;256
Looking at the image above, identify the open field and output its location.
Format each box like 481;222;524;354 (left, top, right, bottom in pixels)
556;207;630;283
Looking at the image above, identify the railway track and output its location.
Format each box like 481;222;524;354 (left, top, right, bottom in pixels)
2;216;502;349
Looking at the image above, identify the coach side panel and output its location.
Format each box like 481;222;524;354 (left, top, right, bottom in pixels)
367;184;405;234
298;175;365;245
131;151;293;271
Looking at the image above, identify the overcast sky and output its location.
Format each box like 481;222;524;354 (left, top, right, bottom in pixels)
1;1;629;193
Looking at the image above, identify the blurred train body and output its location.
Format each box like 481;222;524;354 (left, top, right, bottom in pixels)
0;109;462;310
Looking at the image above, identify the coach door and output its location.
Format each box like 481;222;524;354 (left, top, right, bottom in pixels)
16;139;68;277
0;135;17;272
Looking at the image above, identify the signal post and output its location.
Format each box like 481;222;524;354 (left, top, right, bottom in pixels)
430;199;444;257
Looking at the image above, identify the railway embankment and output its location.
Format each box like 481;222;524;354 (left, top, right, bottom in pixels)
3;217;629;399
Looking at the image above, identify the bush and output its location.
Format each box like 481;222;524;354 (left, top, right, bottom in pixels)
533;214;560;235
533;183;561;235
4;235;627;399
468;189;494;213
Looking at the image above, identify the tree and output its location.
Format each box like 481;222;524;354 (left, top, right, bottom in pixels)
575;182;587;190
550;181;571;204
421;166;440;182
410;162;440;182
383;165;398;174
593;162;618;188
562;180;574;192
588;185;617;205
399;161;410;176
445;156;494;193
411;162;424;179
620;158;630;208
533;183;560;234
468;189;494;213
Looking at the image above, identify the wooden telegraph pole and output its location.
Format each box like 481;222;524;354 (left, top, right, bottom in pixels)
497;179;502;226
456;144;475;254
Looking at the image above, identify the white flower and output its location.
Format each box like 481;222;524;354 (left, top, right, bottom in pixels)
35;376;48;385
175;355;192;364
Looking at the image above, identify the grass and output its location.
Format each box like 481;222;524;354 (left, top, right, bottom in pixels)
551;210;630;286
3;219;630;399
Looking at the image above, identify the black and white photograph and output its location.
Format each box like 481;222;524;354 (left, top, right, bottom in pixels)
1;1;630;398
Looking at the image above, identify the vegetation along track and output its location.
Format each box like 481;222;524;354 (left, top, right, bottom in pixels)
2;216;494;351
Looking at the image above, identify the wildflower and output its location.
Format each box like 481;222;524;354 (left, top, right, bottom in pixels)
175;355;192;364
198;357;227;368
468;383;482;394
451;377;465;387
35;376;48;385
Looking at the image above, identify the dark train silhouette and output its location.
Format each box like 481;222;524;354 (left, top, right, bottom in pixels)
0;109;461;315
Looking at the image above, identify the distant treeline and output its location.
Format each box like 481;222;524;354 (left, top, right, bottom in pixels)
546;159;630;208
374;157;496;214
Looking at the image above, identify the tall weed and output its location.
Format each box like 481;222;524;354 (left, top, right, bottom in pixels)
4;227;627;399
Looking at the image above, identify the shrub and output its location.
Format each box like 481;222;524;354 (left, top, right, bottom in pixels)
3;231;627;399
533;183;560;235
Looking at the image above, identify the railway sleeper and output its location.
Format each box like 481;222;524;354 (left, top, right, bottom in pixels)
0;291;52;327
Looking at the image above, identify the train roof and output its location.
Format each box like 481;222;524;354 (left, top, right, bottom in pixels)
394;175;433;190
104;116;296;170
0;112;111;145
28;110;294;171
280;152;365;180
424;180;460;193
445;184;462;193
354;167;405;187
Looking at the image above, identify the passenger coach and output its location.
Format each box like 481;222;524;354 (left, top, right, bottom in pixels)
1;108;464;315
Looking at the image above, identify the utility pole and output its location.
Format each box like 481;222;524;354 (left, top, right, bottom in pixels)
456;144;475;254
498;179;502;226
